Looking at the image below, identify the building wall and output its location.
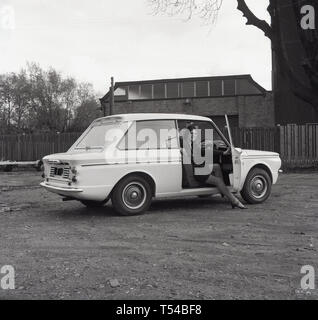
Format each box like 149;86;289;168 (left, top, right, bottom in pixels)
111;93;274;128
238;93;275;127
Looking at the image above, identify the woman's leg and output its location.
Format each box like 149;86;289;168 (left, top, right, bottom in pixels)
205;175;241;205
212;163;224;179
205;164;246;208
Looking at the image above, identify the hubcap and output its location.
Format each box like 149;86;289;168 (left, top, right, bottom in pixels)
122;182;147;210
250;175;268;199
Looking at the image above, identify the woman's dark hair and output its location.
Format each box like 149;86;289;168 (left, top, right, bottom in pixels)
186;122;199;132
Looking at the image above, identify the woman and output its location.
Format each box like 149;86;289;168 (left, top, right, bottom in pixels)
183;123;247;210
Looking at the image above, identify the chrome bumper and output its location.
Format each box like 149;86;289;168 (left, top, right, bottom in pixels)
40;182;83;193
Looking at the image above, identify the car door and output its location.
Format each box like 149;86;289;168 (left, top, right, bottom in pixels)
117;119;182;195
225;115;242;191
177;120;216;188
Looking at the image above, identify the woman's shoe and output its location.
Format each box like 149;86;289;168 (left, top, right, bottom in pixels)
231;200;247;210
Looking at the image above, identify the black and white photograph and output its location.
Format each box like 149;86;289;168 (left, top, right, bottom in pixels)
0;0;317;304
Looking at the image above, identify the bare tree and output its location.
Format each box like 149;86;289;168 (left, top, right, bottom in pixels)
0;74;14;134
0;63;100;134
149;0;318;114
149;0;223;23
237;0;318;113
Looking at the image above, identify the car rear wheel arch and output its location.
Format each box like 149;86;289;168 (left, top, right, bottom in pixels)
111;172;156;198
111;172;155;216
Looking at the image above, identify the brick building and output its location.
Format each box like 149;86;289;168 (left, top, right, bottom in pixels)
100;75;275;128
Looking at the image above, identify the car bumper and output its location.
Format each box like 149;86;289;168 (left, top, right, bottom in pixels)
40;181;113;201
40;182;83;194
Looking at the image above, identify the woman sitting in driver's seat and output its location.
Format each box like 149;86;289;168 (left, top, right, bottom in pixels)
181;123;247;210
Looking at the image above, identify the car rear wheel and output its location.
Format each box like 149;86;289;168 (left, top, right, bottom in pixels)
241;168;272;204
111;175;153;216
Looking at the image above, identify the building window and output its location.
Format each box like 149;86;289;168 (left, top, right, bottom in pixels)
140;84;153;99
154;83;166;99
128;85;140;100
114;87;127;96
223;79;236;96
236;79;261;95
209;80;223;97
196;81;209;97
181;82;195;98
123;77;262;101
167;83;179;98
113;86;128;101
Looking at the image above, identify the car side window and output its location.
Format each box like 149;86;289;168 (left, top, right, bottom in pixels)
177;120;223;142
118;120;178;150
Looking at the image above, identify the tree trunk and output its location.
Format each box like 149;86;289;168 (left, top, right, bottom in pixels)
237;0;318;115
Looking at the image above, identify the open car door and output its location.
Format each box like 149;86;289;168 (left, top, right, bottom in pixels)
225;115;242;191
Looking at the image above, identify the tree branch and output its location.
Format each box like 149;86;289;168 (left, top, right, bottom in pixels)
236;0;273;40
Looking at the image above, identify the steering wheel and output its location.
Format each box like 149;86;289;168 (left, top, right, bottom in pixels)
202;140;231;155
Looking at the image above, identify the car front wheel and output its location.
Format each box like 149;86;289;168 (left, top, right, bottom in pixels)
111;175;153;216
241;168;272;204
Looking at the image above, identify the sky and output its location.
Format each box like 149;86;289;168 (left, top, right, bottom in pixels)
0;0;272;95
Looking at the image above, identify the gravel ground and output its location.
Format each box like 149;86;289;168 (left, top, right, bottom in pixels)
0;171;317;300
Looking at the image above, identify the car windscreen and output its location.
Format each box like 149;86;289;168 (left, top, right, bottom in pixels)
75;121;124;150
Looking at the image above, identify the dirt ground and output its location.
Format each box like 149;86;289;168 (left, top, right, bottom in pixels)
0;171;317;300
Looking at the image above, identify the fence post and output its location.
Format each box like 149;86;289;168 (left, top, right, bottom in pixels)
274;126;280;154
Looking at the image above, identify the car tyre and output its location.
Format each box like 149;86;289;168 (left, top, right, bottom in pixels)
36;160;44;172
111;175;153;216
241;168;272;204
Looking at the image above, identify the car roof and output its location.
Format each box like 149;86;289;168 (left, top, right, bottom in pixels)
94;113;212;122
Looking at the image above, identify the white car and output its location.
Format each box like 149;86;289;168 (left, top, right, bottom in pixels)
41;113;282;216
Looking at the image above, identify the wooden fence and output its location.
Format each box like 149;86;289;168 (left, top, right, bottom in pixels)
226;127;280;154
0;132;81;162
279;124;318;167
228;125;318;168
0;125;317;168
